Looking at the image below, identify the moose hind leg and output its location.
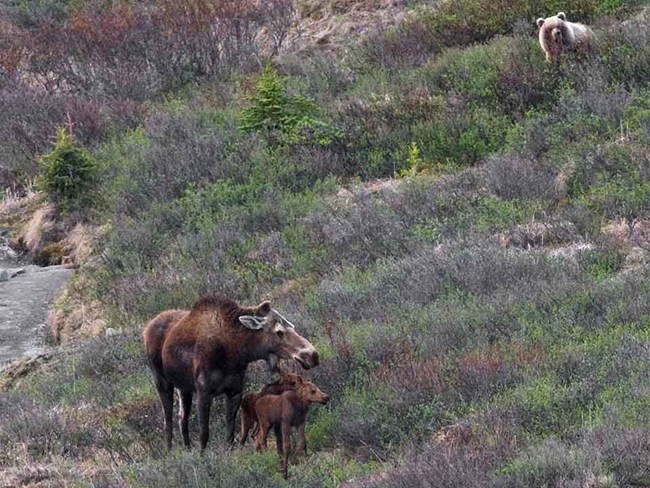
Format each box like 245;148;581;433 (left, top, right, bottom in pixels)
178;390;193;448
155;379;174;451
240;405;254;447
256;418;271;452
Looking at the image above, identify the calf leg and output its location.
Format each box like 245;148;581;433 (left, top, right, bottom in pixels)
154;378;174;451
196;391;212;452
281;423;291;479
225;392;242;446
256;418;271;452
239;402;258;447
273;424;283;458
297;423;307;456
178;390;193;449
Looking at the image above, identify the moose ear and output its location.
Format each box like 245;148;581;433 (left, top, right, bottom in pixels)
272;309;296;328
257;301;272;316
239;315;265;330
536;17;545;28
557;12;566;20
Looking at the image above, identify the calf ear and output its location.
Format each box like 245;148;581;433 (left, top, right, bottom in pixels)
536;18;545;28
239;315;266;330
557;12;566;20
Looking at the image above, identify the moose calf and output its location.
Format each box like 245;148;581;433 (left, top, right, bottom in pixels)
239;370;304;446
254;381;329;479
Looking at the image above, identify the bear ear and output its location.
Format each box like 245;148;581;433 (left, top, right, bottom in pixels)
557;12;566;20
536;17;545;28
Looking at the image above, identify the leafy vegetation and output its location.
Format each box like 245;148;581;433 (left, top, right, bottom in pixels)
1;0;649;486
37;127;99;213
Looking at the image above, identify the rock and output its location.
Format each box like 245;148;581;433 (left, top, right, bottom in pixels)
105;327;120;338
10;267;25;278
0;268;26;281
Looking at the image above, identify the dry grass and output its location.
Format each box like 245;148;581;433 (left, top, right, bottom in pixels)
48;298;107;344
0;189;40;228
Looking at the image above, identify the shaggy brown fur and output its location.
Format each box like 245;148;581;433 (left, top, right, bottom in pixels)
239;371;304;446
254;381;329;479
536;12;595;64
143;296;319;450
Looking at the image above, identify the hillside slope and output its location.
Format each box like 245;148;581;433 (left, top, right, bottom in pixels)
1;0;649;486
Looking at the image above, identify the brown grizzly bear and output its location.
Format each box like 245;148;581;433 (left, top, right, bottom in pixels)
254;381;329;479
536;12;595;64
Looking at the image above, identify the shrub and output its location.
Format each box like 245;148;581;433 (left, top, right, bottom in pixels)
483;155;557;201
497;439;597;488
240;65;339;147
37;127;99;213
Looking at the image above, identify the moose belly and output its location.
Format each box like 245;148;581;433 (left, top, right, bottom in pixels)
195;368;246;396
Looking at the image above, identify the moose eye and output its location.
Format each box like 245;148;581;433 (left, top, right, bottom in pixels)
276;329;284;338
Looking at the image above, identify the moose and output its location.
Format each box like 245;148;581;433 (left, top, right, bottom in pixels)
254;380;330;478
239;370;304;447
143;296;319;450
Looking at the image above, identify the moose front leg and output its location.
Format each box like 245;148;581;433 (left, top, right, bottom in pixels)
196;390;212;452
297;423;307;456
226;392;243;446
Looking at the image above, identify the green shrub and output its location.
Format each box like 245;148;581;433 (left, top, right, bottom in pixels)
497;439;598;487
37;127;99;213
579;247;625;281
240;65;339;147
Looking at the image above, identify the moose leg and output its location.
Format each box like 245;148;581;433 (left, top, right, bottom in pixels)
225;392;242;446
240;404;256;447
273;424;283;457
297;423;307;456
178;390;193;449
196;391;212;452
239;410;251;447
281;423;291;479
256;418;270;452
155;379;174;451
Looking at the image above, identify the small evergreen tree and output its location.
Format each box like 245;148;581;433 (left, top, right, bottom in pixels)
38;127;99;213
239;65;338;146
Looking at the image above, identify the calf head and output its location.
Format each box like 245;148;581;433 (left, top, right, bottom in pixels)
298;381;330;405
239;302;320;369
278;371;304;389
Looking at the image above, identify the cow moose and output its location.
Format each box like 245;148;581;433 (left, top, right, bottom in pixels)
142;296;319;451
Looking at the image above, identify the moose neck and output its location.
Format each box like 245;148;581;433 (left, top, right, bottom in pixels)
288;392;311;411
237;329;276;366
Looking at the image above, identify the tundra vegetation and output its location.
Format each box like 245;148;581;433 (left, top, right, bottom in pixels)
0;0;649;486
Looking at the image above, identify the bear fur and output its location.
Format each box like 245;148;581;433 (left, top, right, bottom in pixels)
536;12;595;64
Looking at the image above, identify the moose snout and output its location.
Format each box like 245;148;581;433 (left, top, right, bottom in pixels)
320;394;330;405
310;351;320;367
293;349;319;369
